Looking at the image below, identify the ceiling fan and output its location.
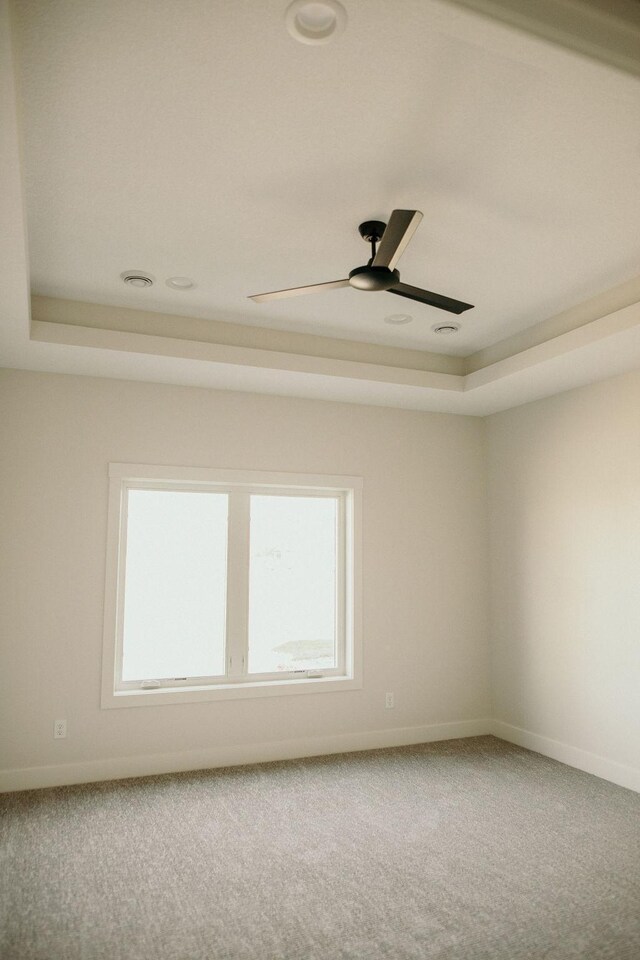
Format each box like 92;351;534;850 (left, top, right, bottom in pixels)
249;210;473;315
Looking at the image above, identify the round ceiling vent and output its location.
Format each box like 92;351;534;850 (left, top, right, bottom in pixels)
121;271;154;288
432;321;461;335
285;0;347;44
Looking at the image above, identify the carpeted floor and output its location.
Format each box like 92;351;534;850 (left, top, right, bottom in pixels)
1;735;639;960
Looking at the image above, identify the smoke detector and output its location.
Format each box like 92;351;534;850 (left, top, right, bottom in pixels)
285;0;347;44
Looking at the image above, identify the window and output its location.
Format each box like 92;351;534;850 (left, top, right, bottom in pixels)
101;464;361;707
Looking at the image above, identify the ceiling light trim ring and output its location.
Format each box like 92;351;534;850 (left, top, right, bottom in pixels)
384;313;413;325
166;276;195;290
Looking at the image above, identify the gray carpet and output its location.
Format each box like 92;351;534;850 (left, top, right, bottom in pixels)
1;736;639;960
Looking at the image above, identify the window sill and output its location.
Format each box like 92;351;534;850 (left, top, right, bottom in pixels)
101;674;361;709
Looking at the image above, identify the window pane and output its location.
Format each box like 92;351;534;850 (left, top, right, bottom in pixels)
248;495;337;674
122;490;228;681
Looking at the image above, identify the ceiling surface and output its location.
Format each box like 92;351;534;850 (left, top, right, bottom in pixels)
1;0;640;413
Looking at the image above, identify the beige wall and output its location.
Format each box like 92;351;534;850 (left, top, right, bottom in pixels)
0;369;490;786
3;366;640;792
487;371;640;773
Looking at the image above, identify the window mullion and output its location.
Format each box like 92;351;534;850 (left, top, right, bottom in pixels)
225;490;250;680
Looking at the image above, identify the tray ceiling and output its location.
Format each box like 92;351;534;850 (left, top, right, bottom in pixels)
2;0;640;413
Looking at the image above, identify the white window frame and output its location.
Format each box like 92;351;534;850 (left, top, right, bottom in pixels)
101;463;362;708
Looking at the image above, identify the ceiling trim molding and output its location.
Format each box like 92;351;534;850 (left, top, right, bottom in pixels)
30;320;464;394
30;296;464;376
29;297;640;415
464;275;640;373
445;0;640;77
465;300;640;391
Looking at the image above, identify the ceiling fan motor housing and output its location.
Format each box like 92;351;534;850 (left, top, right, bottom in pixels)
349;265;400;291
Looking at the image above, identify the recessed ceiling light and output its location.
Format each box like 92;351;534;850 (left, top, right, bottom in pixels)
384;313;413;325
166;276;195;290
121;271;154;288
432;322;461;335
285;0;347;45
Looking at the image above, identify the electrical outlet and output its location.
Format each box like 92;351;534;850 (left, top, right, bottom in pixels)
53;719;67;739
385;692;394;709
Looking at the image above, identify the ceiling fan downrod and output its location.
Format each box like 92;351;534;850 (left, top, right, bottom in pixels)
349;220;400;291
358;219;387;264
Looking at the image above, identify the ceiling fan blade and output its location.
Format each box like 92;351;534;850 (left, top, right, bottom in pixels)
249;278;349;303
372;210;423;270
389;281;474;314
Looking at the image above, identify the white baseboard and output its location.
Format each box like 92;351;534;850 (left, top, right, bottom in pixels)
6;718;637;795
491;720;640;794
0;718;492;793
